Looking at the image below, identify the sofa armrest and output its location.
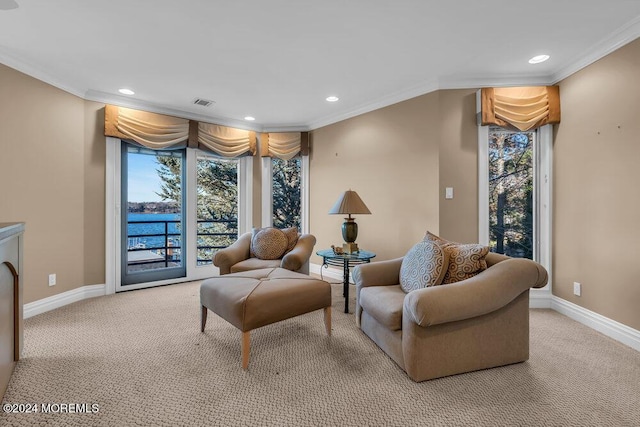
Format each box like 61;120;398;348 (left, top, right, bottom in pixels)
212;232;252;275
281;234;316;273
404;257;548;327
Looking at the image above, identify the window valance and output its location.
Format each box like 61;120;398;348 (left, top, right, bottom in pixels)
480;86;560;132
105;105;257;157
260;132;309;160
194;123;256;158
105;105;189;149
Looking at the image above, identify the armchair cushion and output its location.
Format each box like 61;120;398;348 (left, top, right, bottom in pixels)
359;285;405;331
399;240;449;292
230;258;281;274
251;228;289;260
424;231;489;284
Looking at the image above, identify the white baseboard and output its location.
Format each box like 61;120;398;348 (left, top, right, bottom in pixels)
551;296;640;352
309;262;349;283
24;284;106;319
529;288;553;308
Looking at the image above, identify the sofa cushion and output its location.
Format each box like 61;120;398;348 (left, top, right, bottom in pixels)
251;228;288;260
359;285;405;331
424;231;489;284
399;240;449;292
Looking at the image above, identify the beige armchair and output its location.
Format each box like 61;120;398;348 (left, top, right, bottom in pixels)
353;252;548;382
213;231;316;275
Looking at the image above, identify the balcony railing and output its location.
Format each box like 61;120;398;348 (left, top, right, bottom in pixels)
127;219;237;268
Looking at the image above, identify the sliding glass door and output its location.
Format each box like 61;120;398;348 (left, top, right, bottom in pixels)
121;143;186;286
115;141;249;290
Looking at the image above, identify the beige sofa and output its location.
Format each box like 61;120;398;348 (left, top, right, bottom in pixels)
213;232;316;275
353;252;548;382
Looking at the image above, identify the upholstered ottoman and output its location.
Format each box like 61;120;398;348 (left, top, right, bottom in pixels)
200;267;332;369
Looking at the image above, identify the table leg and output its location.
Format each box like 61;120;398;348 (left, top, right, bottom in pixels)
343;259;350;313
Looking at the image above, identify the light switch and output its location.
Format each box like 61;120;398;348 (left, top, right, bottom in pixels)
445;187;454;199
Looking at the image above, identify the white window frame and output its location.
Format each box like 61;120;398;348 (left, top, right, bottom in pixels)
261;155;309;233
477;118;552;301
187;150;252;281
105;138;252;293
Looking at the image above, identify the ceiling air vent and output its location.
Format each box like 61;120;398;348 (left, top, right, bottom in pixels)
193;98;215;107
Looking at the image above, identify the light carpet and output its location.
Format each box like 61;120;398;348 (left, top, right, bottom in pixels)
1;281;639;426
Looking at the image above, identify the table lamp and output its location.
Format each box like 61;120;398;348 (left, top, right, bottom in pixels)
329;190;371;253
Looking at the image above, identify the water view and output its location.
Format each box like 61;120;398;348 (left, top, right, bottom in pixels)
127;213;180;250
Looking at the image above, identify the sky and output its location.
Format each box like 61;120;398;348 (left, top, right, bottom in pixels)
127;153;164;202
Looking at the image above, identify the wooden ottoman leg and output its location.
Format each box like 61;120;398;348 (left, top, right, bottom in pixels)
242;331;250;370
201;306;208;332
324;306;332;336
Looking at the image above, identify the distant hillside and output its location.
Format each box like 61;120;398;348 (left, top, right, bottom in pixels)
128;202;180;214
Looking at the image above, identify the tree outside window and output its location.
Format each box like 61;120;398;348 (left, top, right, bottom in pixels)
156;154;239;265
272;157;301;230
488;127;534;259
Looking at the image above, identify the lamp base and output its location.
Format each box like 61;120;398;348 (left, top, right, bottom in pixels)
342;242;359;254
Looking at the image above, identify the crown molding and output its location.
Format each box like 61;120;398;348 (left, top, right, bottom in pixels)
0;46;86;99
551;15;640;84
84;90;264;132
438;73;553;90
307;78;440;130
261;125;311;133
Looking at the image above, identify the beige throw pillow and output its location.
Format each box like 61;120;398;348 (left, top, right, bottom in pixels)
399;240;449;293
281;227;299;253
424;231;489;284
251;228;289;260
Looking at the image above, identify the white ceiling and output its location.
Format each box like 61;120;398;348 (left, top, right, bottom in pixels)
2;0;640;131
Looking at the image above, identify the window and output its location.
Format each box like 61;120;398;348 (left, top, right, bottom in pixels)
272;157;302;229
488;126;535;259
478;123;552;289
196;154;239;265
262;155;309;232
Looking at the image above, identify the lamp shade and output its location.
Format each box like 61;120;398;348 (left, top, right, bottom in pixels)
328;190;371;215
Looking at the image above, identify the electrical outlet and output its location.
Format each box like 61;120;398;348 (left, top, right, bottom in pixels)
48;273;56;286
573;282;581;296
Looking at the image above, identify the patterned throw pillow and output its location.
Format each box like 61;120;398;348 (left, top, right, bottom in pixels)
251;228;289;260
281;227;299;253
399;240;449;293
424;231;489;284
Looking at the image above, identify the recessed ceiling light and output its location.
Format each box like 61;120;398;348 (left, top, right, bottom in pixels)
118;88;135;95
244;116;255;121
0;0;19;11
326;96;339;102
528;55;550;64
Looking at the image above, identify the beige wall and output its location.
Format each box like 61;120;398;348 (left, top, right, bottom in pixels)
309;92;443;264
554;38;640;330
309;89;479;267
251;149;262;228
0;64;105;303
83;102;106;286
438;89;479;243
